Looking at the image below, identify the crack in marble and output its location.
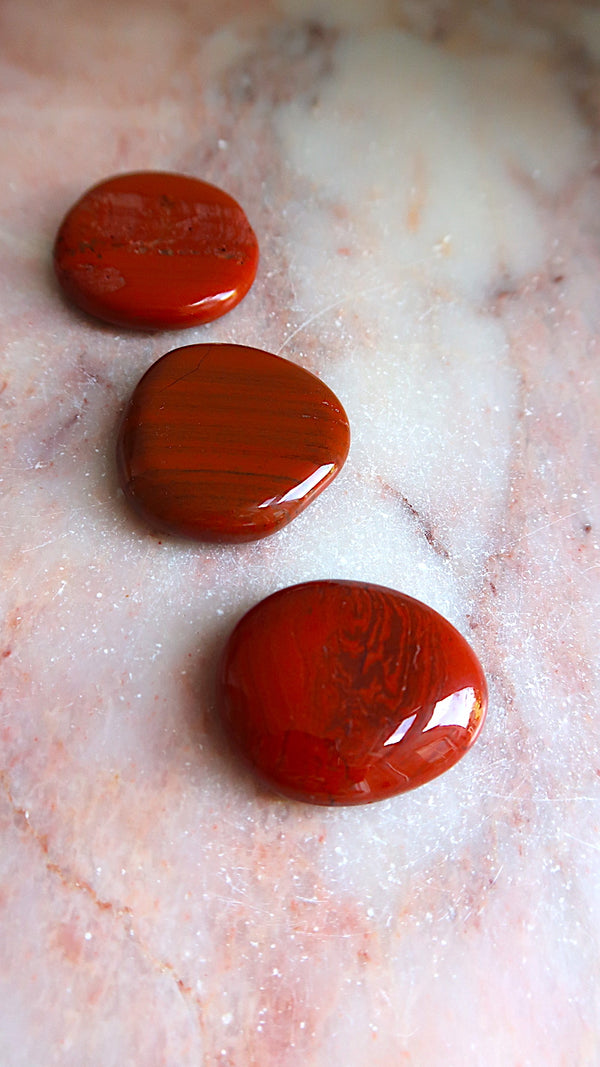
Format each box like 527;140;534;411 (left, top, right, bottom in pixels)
0;770;205;1031
378;477;451;561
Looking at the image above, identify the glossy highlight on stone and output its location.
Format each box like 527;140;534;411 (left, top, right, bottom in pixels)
218;580;488;805
53;171;258;329
117;344;350;542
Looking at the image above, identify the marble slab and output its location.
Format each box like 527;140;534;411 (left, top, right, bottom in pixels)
1;1;599;1063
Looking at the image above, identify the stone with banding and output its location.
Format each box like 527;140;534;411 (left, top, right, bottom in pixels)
218;580;488;805
116;343;350;542
53;171;258;329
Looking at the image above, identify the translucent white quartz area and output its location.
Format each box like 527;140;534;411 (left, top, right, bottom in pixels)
1;2;599;1064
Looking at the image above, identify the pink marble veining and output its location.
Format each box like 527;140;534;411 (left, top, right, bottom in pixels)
1;1;599;1064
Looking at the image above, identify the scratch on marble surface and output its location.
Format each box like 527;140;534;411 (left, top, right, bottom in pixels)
21;532;71;554
513;510;587;545
563;832;600;854
275;279;401;355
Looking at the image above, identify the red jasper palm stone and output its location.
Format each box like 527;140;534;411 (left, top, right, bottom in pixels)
218;580;488;805
116;344;350;542
53;171;258;329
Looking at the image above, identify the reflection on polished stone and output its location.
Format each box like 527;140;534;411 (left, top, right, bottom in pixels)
218;580;487;804
117;343;350;541
53;171;259;329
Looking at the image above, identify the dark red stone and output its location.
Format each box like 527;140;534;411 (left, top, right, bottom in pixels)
218;580;488;805
53;171;258;329
116;344;350;542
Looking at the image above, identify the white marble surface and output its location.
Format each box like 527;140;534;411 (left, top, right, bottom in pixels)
1;1;600;1064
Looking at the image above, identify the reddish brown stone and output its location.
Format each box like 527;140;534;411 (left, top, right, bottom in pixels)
218;580;488;805
116;344;350;542
53;171;258;329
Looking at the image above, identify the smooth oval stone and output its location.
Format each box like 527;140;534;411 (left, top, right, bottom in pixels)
53;171;258;329
116;344;350;542
218;580;488;805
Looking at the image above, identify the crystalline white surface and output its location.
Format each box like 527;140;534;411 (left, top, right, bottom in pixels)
0;2;599;1064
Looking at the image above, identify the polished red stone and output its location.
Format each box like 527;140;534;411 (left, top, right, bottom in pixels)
53;171;258;329
218;580;488;805
117;344;350;542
